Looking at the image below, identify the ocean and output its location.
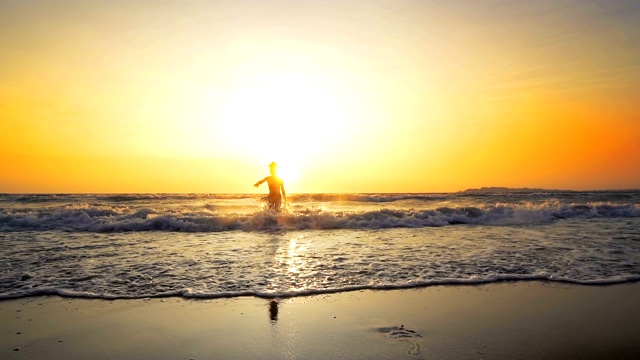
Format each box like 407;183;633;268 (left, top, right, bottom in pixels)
1;191;639;300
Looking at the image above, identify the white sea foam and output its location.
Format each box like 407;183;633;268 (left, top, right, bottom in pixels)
1;218;639;300
1;201;638;232
1;192;639;300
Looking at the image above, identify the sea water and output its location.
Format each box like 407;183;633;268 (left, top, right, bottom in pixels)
1;191;639;299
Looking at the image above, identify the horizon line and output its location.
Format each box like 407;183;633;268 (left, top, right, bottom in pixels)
2;188;640;195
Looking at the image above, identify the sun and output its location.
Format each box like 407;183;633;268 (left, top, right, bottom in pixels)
217;71;352;175
273;161;299;186
220;71;349;151
179;66;371;191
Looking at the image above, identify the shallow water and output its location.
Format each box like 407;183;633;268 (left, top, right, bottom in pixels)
1;192;639;299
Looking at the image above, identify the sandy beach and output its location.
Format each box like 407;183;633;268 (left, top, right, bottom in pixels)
2;281;638;359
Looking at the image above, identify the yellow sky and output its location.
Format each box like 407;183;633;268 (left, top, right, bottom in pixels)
1;0;639;193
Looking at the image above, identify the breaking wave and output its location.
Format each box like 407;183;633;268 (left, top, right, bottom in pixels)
1;202;638;232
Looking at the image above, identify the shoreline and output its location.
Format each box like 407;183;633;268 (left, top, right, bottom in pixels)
3;278;640;301
2;281;639;359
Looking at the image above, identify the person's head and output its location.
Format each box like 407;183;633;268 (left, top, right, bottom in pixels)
269;162;277;175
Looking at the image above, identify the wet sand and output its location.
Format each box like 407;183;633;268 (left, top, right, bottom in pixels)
1;282;639;359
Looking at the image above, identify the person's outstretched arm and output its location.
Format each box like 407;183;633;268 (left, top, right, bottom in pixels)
254;177;268;187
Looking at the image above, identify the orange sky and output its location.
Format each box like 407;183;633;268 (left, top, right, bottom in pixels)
1;0;639;193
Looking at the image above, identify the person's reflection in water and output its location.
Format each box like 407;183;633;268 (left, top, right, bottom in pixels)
269;299;278;322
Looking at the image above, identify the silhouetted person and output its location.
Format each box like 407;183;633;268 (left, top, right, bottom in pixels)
254;162;286;211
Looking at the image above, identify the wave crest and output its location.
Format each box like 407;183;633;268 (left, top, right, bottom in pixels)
1;202;638;232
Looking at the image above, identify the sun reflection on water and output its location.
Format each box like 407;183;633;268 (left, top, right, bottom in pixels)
270;235;315;292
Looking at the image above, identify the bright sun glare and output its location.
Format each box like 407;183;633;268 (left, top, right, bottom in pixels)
218;71;352;180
